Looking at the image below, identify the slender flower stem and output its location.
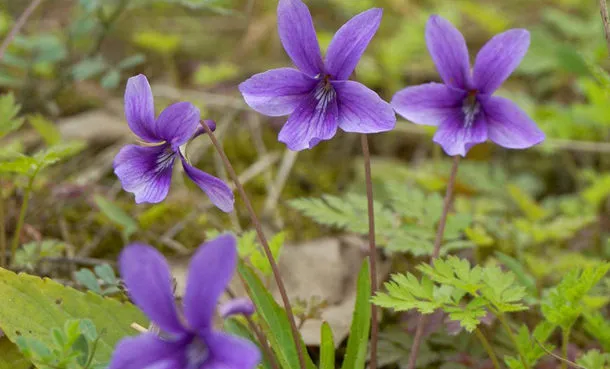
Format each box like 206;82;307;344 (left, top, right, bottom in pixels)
11;174;36;263
561;328;571;369
475;328;502;369
497;314;530;369
406;155;461;369
599;0;610;55
0;181;6;267
0;0;44;61
360;135;379;369
200;121;307;369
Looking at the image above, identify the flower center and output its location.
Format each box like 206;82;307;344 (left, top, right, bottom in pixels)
155;146;175;172
313;74;336;111
186;336;209;369
462;89;480;128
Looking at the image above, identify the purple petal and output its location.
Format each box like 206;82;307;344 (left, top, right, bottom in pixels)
433;111;488;156
278;84;339;150
205;332;261;369
277;0;324;76
183;234;237;331
325;8;383;80
113;144;175;204
473;29;530;94
391;82;466;126
180;155;234;213
124;74;159;142
426;15;472;90
108;334;186;369
239;68;317;116
219;298;255;318
483;96;545;149
154;102;200;148
332;80;395;133
119;244;184;334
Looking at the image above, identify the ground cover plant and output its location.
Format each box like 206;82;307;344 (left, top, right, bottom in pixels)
0;0;609;368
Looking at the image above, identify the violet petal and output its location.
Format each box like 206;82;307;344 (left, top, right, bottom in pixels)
325;8;383;80
391;82;466;126
204;331;261;369
433;111;488;156
108;334;185;369
473;29;530;94
154;102;200;148
426;15;472;90
331;80;395;133
277;0;324;77
180;155;234;213
483;96;545;149
278;85;339;151
219;298;255;318
124;74;159;143
113;144;175;204
238;68;317;116
183;234;237;331
119;244;184;335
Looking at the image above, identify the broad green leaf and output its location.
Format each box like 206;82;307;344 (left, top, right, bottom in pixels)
320;322;335;369
0;268;147;364
132;31;180;55
94;195;138;240
117;54;146;70
101;69;121;89
238;263;315;369
71;56;107;81
341;260;371;369
250;232;284;276
576;350;609;369
28;114;61;146
0;337;30;369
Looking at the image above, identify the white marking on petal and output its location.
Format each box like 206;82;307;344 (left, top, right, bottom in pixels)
186;337;209;369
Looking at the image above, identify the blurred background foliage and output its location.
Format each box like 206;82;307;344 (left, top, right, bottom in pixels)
1;0;610;367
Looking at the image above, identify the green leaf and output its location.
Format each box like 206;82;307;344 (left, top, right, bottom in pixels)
495;252;537;297
576;350;609;369
34;141;86;170
224;318;273;369
0;93;24;138
583;312;610;351
117;54;146;70
71;56;107;81
320;322;335;369
0;337;30;369
238;262;315;369
341;259;371;369
28;114;61;146
0;154;37;175
0;268;147;364
193;62;239;86
94;195;138;240
74;269;102;294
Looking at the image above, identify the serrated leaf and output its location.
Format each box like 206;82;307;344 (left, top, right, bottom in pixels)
250;232;284;276
101;69;121;89
0;93;24;138
0;268;147;364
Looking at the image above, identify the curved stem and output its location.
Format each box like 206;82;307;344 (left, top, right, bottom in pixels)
0;0;44;61
406;156;461;369
599;0;610;55
497;314;530;369
475;328;502;369
11;173;36;262
360;134;379;369
200;121;307;369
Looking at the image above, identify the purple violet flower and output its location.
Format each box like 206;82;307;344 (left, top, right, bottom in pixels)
391;15;545;156
113;74;234;212
109;234;261;369
239;0;396;151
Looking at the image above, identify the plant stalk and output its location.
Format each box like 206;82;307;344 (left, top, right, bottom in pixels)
475;328;502;369
406;155;461;369
11;173;36;263
497;314;530;369
200;121;307;369
0;0;44;61
599;0;610;55
0;181;5;267
361;134;379;369
561;328;571;369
